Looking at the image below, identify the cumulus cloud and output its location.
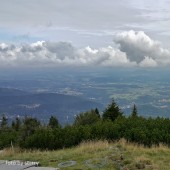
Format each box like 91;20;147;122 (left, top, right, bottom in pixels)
76;46;135;67
0;30;170;68
114;30;170;67
139;56;157;67
0;41;134;67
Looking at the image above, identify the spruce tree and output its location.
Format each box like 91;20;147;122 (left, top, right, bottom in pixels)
95;108;100;118
48;116;60;128
102;99;122;121
1;114;8;128
12;117;22;131
131;104;138;117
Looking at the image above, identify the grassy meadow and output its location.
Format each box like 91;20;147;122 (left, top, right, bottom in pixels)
0;140;170;170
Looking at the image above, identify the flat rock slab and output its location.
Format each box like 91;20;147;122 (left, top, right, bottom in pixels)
0;160;6;165
25;167;59;170
0;164;34;170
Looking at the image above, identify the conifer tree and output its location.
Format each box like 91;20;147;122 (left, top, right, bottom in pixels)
1;114;8;128
95;108;100;118
12;117;22;131
102;99;122;121
131;104;138;117
48;116;60;128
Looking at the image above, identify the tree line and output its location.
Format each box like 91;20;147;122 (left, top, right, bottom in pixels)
0;100;170;150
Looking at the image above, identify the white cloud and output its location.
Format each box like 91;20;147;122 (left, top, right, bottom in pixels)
0;30;170;68
115;30;170;66
77;46;135;67
115;30;160;63
139;56;157;67
0;40;133;68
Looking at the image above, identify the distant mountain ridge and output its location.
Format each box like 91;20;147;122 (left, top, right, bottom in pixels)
0;87;30;96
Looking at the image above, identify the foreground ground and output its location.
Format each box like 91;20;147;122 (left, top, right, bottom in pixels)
0;140;170;170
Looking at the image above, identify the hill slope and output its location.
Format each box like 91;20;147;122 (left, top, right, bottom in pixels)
1;140;170;170
0;88;102;124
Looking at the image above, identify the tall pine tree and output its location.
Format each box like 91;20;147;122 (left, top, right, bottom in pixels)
48;116;60;128
131;104;138;117
103;99;122;121
1;114;8;128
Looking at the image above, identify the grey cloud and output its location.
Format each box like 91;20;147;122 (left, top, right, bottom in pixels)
0;40;133;67
0;43;15;52
44;42;75;60
115;30;159;63
114;30;170;66
21;43;43;53
0;0;141;30
0;30;170;68
2;0;170;48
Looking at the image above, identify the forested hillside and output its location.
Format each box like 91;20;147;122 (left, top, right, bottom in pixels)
0;100;170;150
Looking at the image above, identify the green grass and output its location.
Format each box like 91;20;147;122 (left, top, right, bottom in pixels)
0;140;170;170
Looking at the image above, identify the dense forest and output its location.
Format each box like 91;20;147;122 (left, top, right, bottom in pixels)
0;100;170;150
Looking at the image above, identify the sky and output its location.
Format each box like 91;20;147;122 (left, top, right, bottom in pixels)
1;0;170;68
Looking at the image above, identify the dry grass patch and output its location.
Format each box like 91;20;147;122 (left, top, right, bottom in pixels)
0;140;170;169
76;140;109;153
